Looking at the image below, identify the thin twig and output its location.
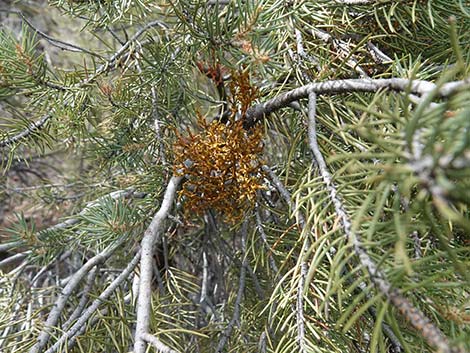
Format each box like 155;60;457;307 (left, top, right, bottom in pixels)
295;29;321;70
310;28;368;78
31;251;73;286
0;9;105;58
61;266;99;330
133;42;167;166
0;241;22;253
366;41;393;64
44;251;141;353
261;165;308;351
258;331;267;353
296;252;307;353
288;29;320;82
262;165;306;227
0;252;29;269
215;235;265;300
29;238;126;353
410;231;422;259
367;306;402;353
200;251;209;303
215;221;248;353
151;85;167;165
255;207;279;274
0;113;52;148
134;175;182;353
76;20;167;88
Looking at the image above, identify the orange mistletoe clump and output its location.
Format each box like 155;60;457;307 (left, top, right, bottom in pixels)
174;115;264;223
229;69;259;118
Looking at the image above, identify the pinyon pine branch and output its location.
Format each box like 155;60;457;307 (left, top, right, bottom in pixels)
244;77;469;128
1;2;469;353
134;175;182;353
306;91;459;353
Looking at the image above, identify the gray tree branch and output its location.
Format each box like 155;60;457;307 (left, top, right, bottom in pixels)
134;175;182;353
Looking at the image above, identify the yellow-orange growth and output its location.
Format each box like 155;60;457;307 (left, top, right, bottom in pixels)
174;116;264;223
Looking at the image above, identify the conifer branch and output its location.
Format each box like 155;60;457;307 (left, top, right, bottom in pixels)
44;251;141;353
40;188;135;234
215;221;248;353
29;239;127;353
306;91;457;353
244;77;469;128
0;9;105;58
0;113;52;148
2;18;168;92
134;175;182;353
1;2;468;352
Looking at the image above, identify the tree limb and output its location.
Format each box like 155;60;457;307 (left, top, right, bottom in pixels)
133;175;182;353
306;91;457;353
244;77;469;128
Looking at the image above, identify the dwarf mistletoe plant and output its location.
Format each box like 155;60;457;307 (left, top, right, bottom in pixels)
0;1;469;353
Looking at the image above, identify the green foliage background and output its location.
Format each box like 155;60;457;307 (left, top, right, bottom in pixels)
0;1;469;352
